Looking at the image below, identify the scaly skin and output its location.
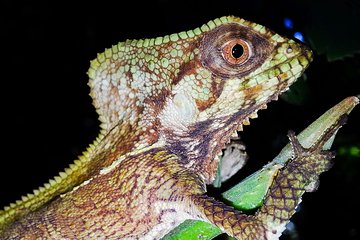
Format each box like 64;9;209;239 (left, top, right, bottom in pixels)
0;16;314;239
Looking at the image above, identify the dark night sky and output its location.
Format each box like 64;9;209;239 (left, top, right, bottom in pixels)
1;1;359;239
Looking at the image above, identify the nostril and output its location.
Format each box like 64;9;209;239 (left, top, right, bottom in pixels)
286;47;293;54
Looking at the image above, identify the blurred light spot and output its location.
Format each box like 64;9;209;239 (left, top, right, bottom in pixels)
286;221;295;232
294;32;305;42
350;146;360;157
283;18;294;29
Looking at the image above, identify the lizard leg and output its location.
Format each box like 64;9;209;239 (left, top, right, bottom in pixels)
190;116;345;240
191;194;268;239
254;131;336;239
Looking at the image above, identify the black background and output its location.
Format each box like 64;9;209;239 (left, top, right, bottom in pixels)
1;1;359;239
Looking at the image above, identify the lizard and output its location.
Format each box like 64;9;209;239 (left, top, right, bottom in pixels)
0;15;332;239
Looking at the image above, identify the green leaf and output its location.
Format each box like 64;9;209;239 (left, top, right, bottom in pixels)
222;164;281;210
161;220;221;240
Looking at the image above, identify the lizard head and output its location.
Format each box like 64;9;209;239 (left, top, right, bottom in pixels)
88;16;312;183
157;16;312;183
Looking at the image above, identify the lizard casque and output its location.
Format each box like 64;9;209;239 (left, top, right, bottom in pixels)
0;16;324;239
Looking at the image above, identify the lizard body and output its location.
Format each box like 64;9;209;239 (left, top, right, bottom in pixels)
0;16;317;239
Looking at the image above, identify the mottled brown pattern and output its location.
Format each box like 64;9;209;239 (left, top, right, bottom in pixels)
171;53;200;86
195;98;216;111
2;148;205;239
1;16;322;239
4;122;340;239
243;84;263;98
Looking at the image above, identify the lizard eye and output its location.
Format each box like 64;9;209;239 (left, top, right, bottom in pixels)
222;39;250;65
200;23;272;78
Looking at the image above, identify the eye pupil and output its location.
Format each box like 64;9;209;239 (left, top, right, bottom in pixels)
232;44;244;59
221;39;249;65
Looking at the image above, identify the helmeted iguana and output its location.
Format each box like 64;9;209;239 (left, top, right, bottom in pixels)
0;16;355;239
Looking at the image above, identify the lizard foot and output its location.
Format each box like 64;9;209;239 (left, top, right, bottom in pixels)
190;114;347;240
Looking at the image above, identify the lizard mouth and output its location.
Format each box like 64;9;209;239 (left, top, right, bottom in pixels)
213;47;313;176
